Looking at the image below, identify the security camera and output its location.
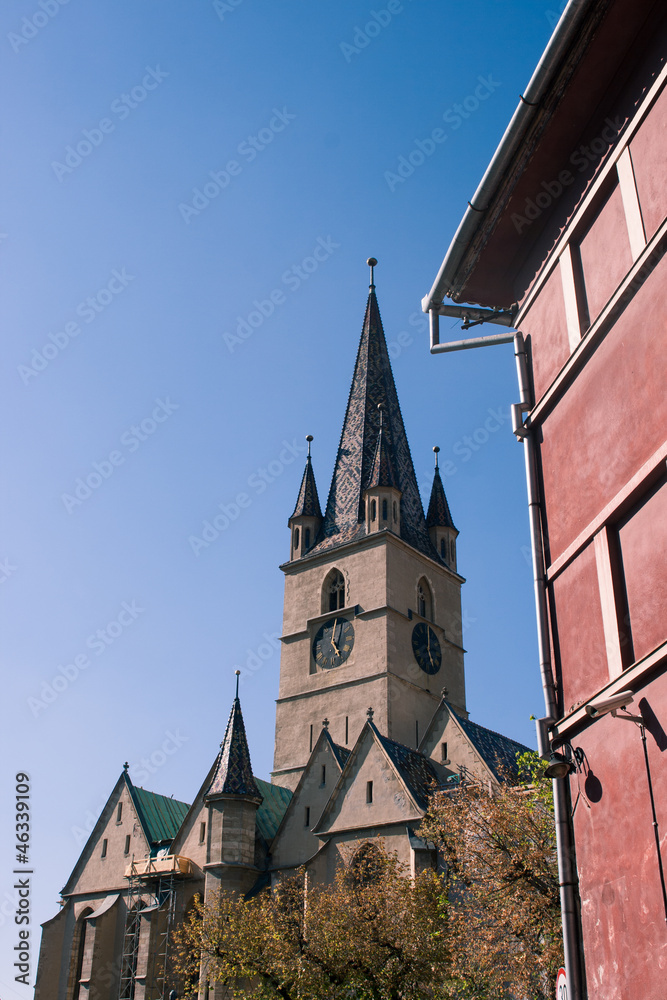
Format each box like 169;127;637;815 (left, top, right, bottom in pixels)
584;690;634;719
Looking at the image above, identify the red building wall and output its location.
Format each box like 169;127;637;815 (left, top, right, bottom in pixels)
507;15;667;995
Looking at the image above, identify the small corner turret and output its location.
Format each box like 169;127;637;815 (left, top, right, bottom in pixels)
427;446;458;571
364;403;402;536
288;435;322;560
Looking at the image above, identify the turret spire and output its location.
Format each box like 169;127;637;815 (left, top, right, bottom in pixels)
290;436;322;521
426;447;456;530
207;680;261;800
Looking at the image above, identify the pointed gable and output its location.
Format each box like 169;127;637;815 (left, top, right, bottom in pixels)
311;289;434;558
426;465;456;530
420;698;532;784
271;729;349;870
368;418;399;489
313;722;436;837
207;696;262;801
61;770;154;897
290;454;322;520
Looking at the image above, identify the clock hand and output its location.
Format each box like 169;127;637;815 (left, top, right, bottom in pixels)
330;619;340;656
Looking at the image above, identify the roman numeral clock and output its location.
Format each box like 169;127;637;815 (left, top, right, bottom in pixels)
312;616;355;669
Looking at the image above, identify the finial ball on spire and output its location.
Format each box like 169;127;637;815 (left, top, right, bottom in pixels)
367;257;378;267
306;435;313;442
235;669;241;676
433;446;440;453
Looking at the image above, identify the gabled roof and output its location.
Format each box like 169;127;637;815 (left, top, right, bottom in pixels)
426;465;456;530
208;697;262;801
310;288;435;559
269;728;349;853
290;454;322;521
330;740;351;770
451;706;531;781
130;785;190;846
312;721;440;835
372;726;440;811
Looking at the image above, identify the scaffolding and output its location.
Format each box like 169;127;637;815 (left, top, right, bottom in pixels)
118;856;194;1000
118;864;143;1000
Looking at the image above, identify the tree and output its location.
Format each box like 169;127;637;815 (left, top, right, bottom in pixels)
173;755;561;1000
419;752;562;999
173;847;463;1000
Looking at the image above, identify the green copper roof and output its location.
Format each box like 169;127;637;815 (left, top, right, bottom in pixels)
130;786;190;846
255;777;292;843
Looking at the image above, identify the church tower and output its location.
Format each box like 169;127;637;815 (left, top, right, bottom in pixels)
272;261;466;791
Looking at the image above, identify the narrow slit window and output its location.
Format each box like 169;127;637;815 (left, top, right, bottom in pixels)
101;838;108;859
382;499;388;521
441;742;448;762
366;781;373;804
116;802;122;823
440;538;446;558
294;527;300;549
393;500;397;522
321;765;326;786
345;716;349;744
124;835;131;856
199;822;206;844
305;807;310;827
371;499;377;521
309;724;313;753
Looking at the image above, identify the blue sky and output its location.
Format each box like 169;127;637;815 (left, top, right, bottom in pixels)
0;0;563;990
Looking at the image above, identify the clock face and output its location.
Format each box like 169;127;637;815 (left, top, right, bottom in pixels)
312;616;355;669
411;623;442;675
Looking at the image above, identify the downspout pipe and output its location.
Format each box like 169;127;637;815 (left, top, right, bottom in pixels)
422;0;594;311
515;335;586;1000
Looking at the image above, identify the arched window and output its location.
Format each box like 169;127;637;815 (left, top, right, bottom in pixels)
349;842;384;889
371;499;377;521
305;528;311;550
440;537;446;559
382;499;388;521
417;577;432;620
323;569;345;613
294;527;300;549
70;909;93;1000
393;501;397;522
450;539;456;562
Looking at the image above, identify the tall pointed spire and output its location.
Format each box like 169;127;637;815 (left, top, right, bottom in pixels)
310;260;433;557
207;674;262;800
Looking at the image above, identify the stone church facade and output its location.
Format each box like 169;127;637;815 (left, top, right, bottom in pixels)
34;276;529;999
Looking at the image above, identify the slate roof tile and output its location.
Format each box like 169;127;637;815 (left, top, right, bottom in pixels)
208;698;262;800
310;289;436;559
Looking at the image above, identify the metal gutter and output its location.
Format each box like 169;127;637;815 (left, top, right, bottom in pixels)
421;0;595;312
